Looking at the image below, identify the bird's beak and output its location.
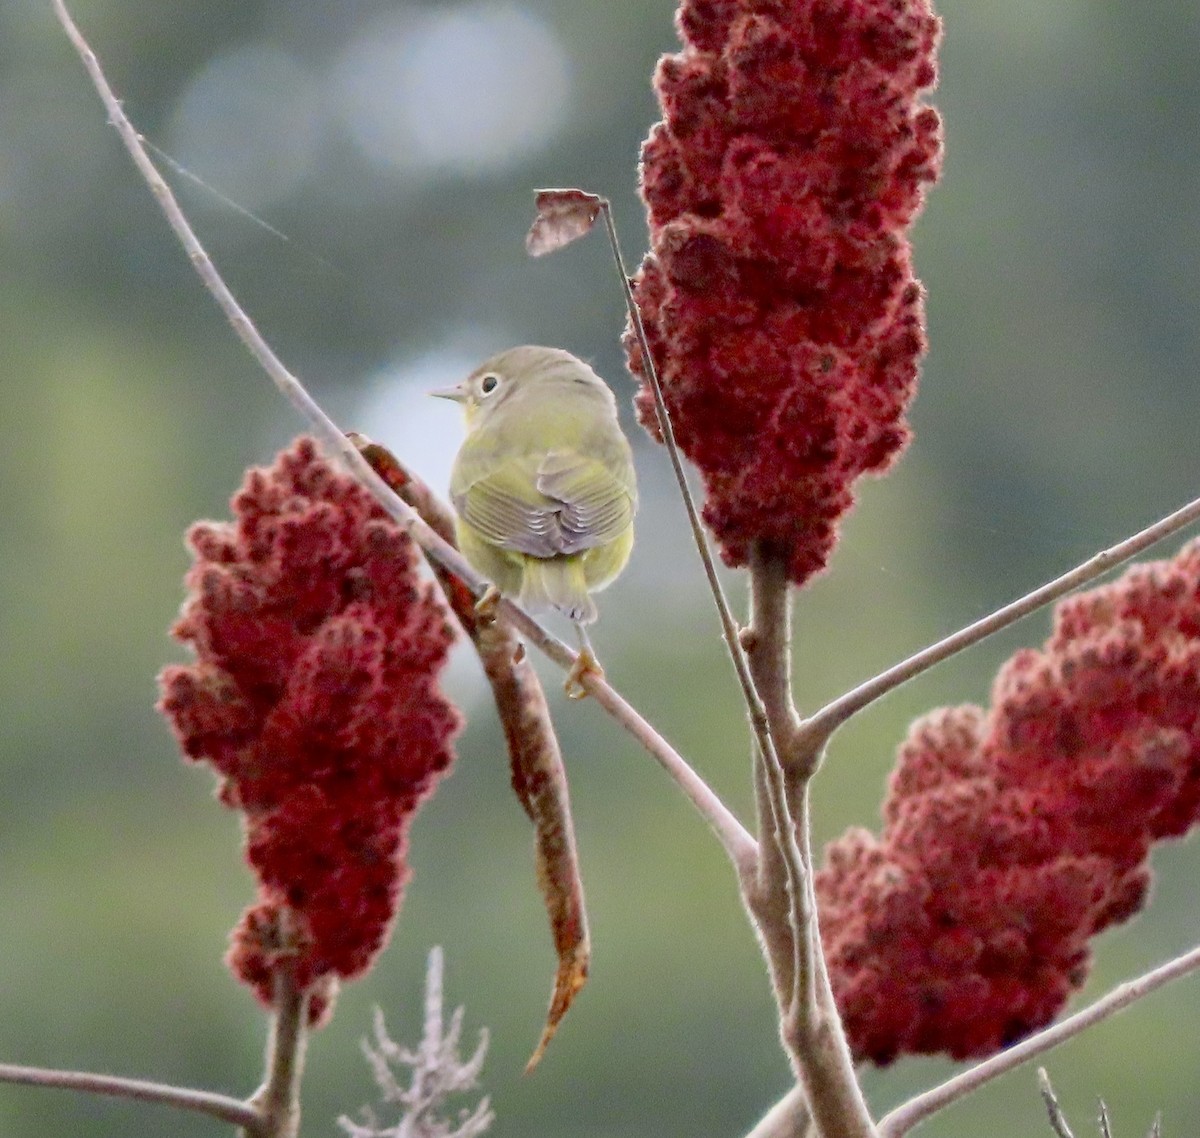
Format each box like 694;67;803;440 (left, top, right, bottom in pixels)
428;383;469;403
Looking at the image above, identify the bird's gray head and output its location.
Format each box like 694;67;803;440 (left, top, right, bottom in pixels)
429;345;614;421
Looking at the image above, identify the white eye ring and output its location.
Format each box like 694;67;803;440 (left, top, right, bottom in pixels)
479;373;500;395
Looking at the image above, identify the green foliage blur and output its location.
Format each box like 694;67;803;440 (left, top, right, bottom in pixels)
3;1;1200;1135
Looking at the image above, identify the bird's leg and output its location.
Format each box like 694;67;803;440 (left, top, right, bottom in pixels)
564;623;604;700
474;584;501;624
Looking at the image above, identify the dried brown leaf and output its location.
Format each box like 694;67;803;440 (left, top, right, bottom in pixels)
525;188;602;257
353;433;590;1071
475;615;589;1072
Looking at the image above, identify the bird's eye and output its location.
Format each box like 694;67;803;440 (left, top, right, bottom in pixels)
479;373;500;395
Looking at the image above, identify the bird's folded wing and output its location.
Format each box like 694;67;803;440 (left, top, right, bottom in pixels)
454;450;634;559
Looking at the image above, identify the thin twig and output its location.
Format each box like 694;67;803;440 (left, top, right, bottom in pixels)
804;495;1200;747
248;969;310;1138
773;789;875;1138
588;674;758;880
0;1063;258;1130
1038;1069;1077;1138
753;741;813;1017
743;1085;812;1138
52;0;756;876
1098;1100;1113;1138
599;190;845;1121
1146;1111;1163;1138
878;943;1200;1137
595;199;781;781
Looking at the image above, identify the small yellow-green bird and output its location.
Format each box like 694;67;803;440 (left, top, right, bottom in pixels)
432;346;637;686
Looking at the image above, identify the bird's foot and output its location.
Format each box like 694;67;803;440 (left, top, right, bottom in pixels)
473;585;501;624
564;647;604;700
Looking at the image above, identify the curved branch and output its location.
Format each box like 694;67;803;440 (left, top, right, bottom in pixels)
878;942;1200;1137
804;494;1200;747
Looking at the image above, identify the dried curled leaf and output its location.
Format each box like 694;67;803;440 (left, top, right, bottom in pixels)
525;188;602;257
475;615;590;1072
352;433;590;1070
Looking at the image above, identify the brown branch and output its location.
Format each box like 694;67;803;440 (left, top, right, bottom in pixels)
803;494;1200;748
0;1063;258;1130
742;543;875;1138
0;937;311;1138
744;542;815;1004
52;0;756;877
743;543;803;766
772;787;876;1138
878;942;1200;1137
742;546;811;1012
247;970;310;1138
748;741;812;1018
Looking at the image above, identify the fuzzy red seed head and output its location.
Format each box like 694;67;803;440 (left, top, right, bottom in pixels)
158;438;460;1016
628;0;942;584
817;539;1200;1063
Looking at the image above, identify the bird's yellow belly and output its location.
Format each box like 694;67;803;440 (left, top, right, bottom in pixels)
456;516;634;605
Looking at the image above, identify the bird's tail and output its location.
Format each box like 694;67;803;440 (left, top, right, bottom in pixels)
519;557;598;625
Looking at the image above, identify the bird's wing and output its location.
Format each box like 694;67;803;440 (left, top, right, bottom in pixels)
453;449;633;559
536;449;635;550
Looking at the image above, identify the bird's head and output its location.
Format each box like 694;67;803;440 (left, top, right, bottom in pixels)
430;345;611;428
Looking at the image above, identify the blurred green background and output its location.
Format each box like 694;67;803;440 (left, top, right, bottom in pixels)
3;0;1200;1135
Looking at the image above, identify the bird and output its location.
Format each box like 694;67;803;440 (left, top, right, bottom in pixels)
432;346;637;695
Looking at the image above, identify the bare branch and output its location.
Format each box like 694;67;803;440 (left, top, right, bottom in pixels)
744;543;803;765
742;544;875;1138
803;495;1200;748
772;785;874;1138
52;0;756;878
1098;1100;1113;1138
248;969;310;1138
753;744;813;1018
744;545;813;1011
743;1085;812;1138
0;1063;258;1130
878;943;1200;1137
